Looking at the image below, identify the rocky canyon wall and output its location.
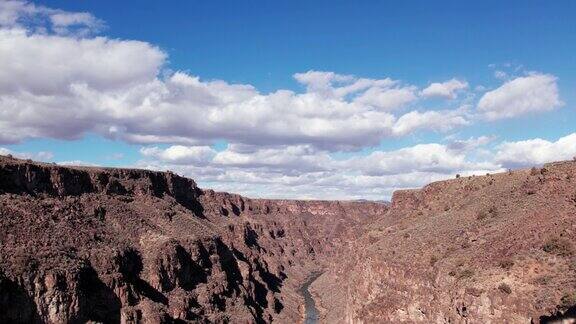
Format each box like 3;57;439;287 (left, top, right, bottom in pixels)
313;161;576;323
0;156;386;323
2;156;576;323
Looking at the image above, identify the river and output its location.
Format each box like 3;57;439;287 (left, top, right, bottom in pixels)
299;272;323;324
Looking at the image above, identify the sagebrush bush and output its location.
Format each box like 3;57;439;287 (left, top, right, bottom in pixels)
498;283;512;294
458;269;474;279
560;292;576;310
498;258;514;270
542;237;573;257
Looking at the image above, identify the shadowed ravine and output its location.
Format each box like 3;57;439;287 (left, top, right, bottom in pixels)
300;272;323;324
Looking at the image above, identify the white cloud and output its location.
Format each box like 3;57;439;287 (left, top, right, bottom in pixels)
0;29;165;95
477;73;562;120
446;136;495;152
354;86;417;110
137;141;503;200
213;144;331;173
495;133;576;168
421;78;468;99
293;71;396;98
494;70;507;80
138;132;576;199
392;107;470;136
58;160;99;167
0;0;103;35
341;143;497;176
0;3;474;150
0;29;465;150
140;145;216;165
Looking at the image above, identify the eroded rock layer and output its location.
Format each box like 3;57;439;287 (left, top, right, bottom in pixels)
2;156;576;323
314;161;576;323
0;156;385;323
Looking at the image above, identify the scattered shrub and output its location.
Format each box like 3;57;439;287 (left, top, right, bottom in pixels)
534;275;551;285
448;270;456;277
570;261;576;272
498;283;512;294
456;174;461;179
430;255;438;266
530;167;540;176
542;237;573;257
498;259;514;270
560;292;576;310
93;206;106;221
476;211;488;220
458;269;474;280
477;205;498;220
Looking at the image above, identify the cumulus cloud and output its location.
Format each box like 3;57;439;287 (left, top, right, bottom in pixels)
477;73;562;120
0;24;467;150
0;29;165;95
392;106;470;136
495;133;576;168
0;1;495;152
354;86;417;111
140;145;216;165
0;0;103;35
138;133;576;199
446;136;495;152
421;78;468;99
213;144;331;173
340;143;497;176
137;140;503;200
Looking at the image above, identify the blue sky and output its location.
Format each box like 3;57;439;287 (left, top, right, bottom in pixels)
0;0;575;199
40;0;576;90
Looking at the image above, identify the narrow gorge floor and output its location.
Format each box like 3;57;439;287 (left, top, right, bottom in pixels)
299;272;323;324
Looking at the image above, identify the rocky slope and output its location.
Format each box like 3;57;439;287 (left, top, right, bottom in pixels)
0;156;386;323
313;161;576;323
2;156;576;323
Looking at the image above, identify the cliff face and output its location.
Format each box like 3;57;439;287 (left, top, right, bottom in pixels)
0;156;386;323
314;161;576;323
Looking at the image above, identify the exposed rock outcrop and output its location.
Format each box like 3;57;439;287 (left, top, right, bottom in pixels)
314;161;576;323
0;156;385;323
2;156;576;323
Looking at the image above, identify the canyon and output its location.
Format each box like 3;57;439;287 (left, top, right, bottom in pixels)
0;155;575;323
